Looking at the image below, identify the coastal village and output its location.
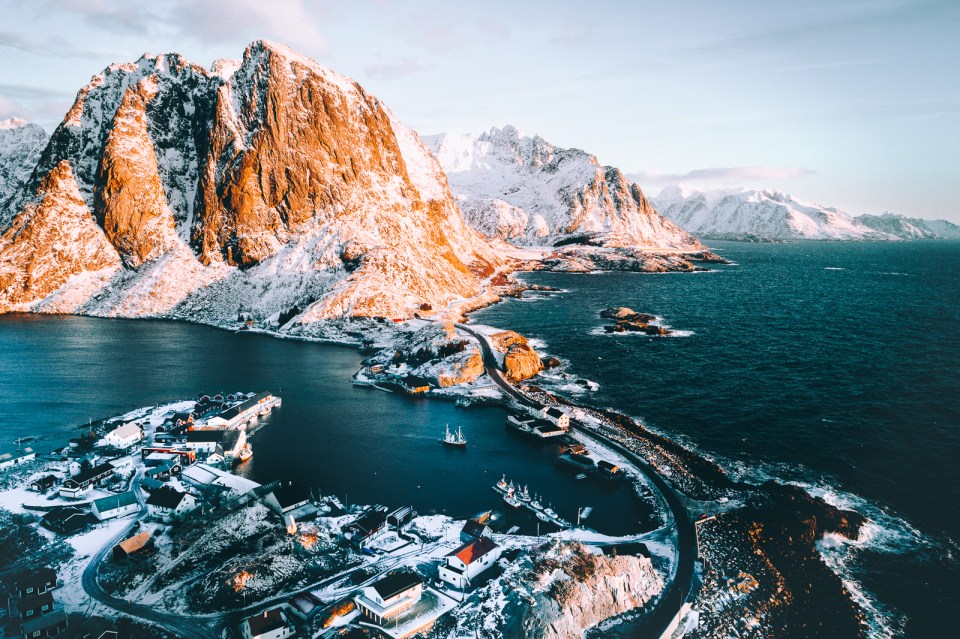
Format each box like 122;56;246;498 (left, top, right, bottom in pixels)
0;377;673;639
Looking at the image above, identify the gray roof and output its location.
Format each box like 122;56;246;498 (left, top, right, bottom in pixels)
93;491;138;512
20;608;66;634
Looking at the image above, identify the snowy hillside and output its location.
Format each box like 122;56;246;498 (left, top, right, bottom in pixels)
653;186;894;241
423;126;700;249
0;41;501;326
0;118;48;225
856;212;960;240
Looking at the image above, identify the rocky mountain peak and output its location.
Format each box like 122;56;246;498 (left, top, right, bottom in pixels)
0;41;499;323
424;128;700;249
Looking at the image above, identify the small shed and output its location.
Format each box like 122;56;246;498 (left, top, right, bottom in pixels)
113;531;154;560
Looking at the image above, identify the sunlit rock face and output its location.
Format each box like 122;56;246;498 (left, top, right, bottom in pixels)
0;41;499;324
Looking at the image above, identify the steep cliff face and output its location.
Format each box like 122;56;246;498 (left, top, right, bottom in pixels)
0;41;498;323
446;543;663;639
0;161;121;311
424;126;700;249
0;118;49;225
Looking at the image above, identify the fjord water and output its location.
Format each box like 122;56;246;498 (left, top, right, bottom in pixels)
0;315;651;537
1;241;957;635
473;240;960;637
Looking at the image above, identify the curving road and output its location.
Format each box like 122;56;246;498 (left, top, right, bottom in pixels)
80;473;218;639
457;322;698;638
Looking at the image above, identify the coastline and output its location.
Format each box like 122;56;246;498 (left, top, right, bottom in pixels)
1;251;882;638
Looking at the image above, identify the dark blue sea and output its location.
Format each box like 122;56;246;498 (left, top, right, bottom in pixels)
473;240;960;638
1;240;957;636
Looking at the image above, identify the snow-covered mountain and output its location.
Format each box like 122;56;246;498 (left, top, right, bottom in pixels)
423;126;699;249
653;186;894;241
0;118;48;224
0;41;500;326
654;186;959;241
856;212;960;240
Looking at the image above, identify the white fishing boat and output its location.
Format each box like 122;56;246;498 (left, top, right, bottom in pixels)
503;485;522;508
439;424;467;447
496;474;508;492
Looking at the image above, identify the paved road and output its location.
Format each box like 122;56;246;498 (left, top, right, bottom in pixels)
80;474;218;639
457;322;698;639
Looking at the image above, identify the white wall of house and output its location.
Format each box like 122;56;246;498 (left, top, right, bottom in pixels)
92;501;138;521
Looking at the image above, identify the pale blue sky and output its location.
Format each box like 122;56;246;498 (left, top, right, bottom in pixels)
1;0;957;220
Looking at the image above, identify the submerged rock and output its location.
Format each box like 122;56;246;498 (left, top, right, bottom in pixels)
599;307;670;335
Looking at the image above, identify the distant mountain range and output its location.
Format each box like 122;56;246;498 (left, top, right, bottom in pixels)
652;186;960;242
424;126;699;249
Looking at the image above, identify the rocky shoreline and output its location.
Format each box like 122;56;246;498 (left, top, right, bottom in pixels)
518;385;870;638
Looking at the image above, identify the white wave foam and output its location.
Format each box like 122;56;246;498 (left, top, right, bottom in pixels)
824;267;846;270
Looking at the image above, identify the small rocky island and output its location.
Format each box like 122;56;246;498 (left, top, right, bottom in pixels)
600;307;671;336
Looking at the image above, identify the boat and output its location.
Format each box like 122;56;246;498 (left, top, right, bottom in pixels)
503;486;522;509
439;424;467;447
530;494;543;511
238;445;253;462
258;405;272;416
544;505;557;519
519;485;532;503
536;511;550;522
496;475;508;492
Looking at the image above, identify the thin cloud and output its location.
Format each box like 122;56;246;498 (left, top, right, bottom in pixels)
35;0;331;56
630;166;815;188
365;57;426;80
0;30;120;58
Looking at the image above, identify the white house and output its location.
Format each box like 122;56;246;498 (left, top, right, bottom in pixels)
355;571;423;625
59;462;114;499
438;536;501;590
240;607;295;639
102;423;143;449
184;429;246;457
91;491;139;521
540;406;570;429
146;487;198;522
0;447;36;471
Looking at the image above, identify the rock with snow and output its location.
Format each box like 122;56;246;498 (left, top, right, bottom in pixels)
0;118;48;225
0;41;500;324
444;542;663;639
654;186;895;241
423;126;700;249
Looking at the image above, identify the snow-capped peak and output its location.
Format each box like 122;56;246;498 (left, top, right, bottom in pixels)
424;128;700;249
0;117;30;130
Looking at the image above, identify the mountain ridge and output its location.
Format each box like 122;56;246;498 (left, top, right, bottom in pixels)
0;41;500;326
653;185;959;241
424;126;700;250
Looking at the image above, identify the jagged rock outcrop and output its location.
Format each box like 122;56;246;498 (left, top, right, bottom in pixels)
491;330;543;381
95;75;179;268
424;127;701;249
0;41;499;324
0;161;121;311
0;118;49;225
447;542;663;639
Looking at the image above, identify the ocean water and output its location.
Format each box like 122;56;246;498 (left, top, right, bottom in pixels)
1;241;956;636
0;315;653;538
473;240;960;637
